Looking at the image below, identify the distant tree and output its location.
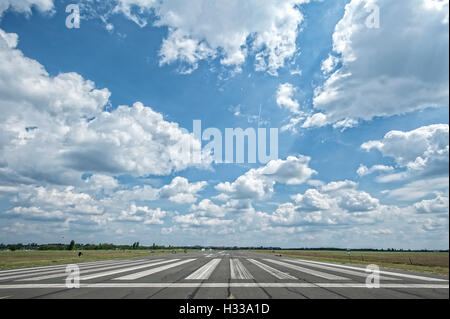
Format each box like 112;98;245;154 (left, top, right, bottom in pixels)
68;240;75;251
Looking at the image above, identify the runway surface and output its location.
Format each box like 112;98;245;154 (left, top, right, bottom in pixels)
0;251;447;299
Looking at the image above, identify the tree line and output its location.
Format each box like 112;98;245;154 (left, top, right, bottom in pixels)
0;242;183;251
0;243;447;252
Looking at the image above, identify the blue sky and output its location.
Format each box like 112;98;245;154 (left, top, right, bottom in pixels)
0;0;448;249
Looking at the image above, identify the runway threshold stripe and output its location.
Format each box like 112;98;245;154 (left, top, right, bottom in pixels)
17;259;164;282
283;259;399;281
230;259;253;280
264;259;348;280
0;259;145;277
0;259;151;281
186;259;221;280
0;258;148;276
293;259;449;282
247;259;296;280
115;259;197;280
82;259;178;280
0;283;447;289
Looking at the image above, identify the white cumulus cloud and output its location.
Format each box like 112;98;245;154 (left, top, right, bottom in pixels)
361;124;449;180
0;29;207;186
276;83;301;114
357;164;394;177
114;0;309;75
0;0;54;19
215;155;316;201
311;0;449;126
159;176;207;204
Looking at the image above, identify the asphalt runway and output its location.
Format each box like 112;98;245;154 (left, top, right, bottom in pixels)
0;251;448;299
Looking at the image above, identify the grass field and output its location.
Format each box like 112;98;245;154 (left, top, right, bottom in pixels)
250;250;449;276
0;249;192;271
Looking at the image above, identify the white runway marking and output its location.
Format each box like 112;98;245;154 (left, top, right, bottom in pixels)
82;259;177;280
17;259;163;282
230;259;253;280
247;259;296;280
115;259;196;280
0;259;147;277
0;283;447;289
265;259;348;280
186;259;221;280
0;259;150;281
283;259;399;281
293;259;449;282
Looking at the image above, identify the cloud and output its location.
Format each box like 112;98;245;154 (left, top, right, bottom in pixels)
361;124;449;180
338;189;379;212
10;186;104;220
63;102;208;176
383;176;449;201
113;185;159;202
8;206;66;221
420;218;448;232
320;180;357;192
0;185;19;195
159;176;207;204
0;28;218;239
0;0;54;19
318;180;380;213
301;113;328;128
169;198;232;231
269;180;382;227
2;222;43;237
414;195;449;214
260;155;316;185
173;213;232;228
311;0;449;126
276;83;301;114
114;0;309;75
178;155;317;231
118;204;167;224
190;199;225;218
0;29;207;186
291;189;332;211
357;164;394;177
85;174;119;192
215;155;316;201
2;175;209;231
320;54;339;75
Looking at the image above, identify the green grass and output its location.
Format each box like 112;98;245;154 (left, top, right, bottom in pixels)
0;249;195;271
249;250;449;276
